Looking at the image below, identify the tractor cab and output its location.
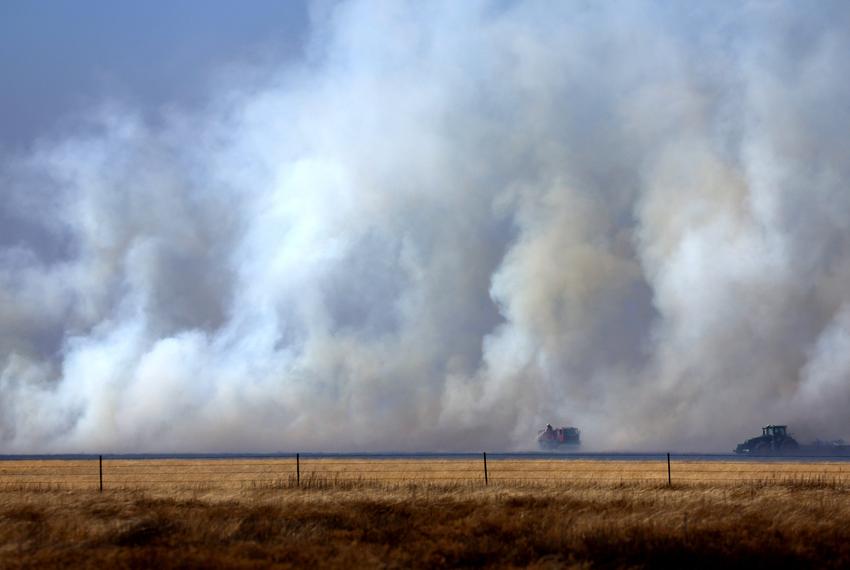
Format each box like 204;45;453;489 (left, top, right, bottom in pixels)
763;425;788;438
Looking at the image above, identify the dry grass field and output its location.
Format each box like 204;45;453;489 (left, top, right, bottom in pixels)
2;458;850;568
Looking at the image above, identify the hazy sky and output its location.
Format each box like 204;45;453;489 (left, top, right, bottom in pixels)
2;1;850;453
0;1;310;150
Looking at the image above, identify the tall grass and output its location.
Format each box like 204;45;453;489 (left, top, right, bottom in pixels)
2;460;850;567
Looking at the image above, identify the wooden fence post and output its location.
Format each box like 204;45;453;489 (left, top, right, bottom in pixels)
667;453;672;487
296;453;300;487
99;455;103;493
483;452;488;486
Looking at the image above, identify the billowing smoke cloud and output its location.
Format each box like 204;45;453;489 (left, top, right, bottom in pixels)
2;1;850;452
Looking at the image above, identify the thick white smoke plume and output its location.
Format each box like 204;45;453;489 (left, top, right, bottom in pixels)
2;1;850;452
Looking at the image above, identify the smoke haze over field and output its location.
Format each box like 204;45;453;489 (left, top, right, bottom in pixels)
2;1;850;452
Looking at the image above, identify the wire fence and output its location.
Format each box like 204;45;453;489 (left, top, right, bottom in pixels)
2;454;850;491
0;453;850;491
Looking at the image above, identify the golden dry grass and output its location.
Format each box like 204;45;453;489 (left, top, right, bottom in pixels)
2;458;850;568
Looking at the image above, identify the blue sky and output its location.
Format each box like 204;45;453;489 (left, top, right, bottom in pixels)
0;1;310;150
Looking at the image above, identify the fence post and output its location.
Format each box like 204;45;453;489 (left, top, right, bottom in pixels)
483;452;488;486
296;453;300;487
99;455;103;493
667;453;671;487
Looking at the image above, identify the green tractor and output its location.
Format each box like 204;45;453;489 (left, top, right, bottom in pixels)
734;425;800;455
